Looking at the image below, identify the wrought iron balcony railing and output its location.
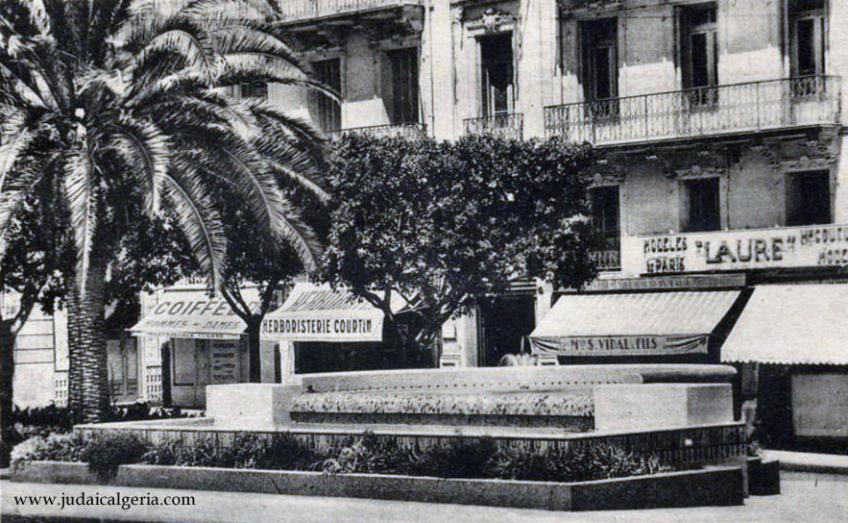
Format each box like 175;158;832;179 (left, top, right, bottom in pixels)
278;0;423;23
328;123;427;140
544;76;841;146
589;249;621;271
464;113;524;140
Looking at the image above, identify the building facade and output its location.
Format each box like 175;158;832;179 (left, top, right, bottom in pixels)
8;1;848;442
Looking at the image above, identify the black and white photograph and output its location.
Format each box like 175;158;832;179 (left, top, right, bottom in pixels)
0;0;846;521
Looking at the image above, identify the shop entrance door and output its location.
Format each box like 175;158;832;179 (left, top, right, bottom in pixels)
480;295;535;366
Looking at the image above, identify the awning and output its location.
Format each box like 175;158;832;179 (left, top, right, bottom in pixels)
529;290;740;357
722;285;848;365
130;296;246;340
261;283;408;343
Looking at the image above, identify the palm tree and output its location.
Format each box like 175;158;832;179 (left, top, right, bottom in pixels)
0;0;330;422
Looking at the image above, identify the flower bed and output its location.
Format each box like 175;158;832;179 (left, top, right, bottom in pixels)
13;431;678;483
291;391;594;417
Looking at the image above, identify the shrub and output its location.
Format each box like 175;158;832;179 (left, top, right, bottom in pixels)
10;432;88;471
401;438;499;479
80;433;148;480
321;433;410;475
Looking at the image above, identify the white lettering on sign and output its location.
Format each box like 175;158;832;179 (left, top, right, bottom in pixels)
628;224;848;275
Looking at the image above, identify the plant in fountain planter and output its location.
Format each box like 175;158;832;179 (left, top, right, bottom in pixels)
80;433;148;481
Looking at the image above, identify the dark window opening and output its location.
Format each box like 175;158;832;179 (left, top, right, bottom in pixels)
787;170;831;226
240;81;268;100
480;295;536;367
680;4;718;106
685;177;721;232
388;48;419;125
590;186;620;250
790;0;826;88
581;18;618;102
479;33;514;117
313;58;342;132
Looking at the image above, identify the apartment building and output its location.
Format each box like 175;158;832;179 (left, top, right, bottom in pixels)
265;0;848;445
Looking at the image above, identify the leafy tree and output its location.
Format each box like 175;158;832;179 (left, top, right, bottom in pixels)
219;184;329;382
0;0;327;422
320;134;597;365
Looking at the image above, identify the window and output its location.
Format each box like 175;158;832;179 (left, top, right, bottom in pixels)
313;58;342;132
590;186;620;250
581;18;618;103
479;33;514;117
387;48;419;125
790;0;826;96
684;177;721;232
239;81;268;100
680;4;718;106
787;170;830;226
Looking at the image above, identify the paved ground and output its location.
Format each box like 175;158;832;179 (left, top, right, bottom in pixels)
2;472;846;523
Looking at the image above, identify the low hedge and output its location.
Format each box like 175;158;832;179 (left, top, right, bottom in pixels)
12;431;684;483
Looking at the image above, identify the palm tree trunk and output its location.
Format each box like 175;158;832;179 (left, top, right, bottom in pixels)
1;319;16;450
66;257;111;424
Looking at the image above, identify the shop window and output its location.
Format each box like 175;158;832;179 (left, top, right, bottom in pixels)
239;81;268;100
680;4;718;106
580;18;618;107
684;177;721;232
107;339;138;400
313;58;342;132
786;170;831;226
590;186;620;251
387;48;419;125
479;33;514;117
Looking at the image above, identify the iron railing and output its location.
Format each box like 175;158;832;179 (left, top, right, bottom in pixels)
328;123;427;140
278;0;422;22
544;76;841;145
464;113;524;140
589;249;621;271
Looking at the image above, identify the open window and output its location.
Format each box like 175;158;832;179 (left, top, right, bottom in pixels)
580;18;618;119
786;170;831;226
313;58;342;132
683;177;721;232
789;0;827;97
680;4;718;107
386;48;419;125
479;33;514;118
590;186;620;251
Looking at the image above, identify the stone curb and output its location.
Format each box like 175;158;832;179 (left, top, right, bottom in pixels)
10;461;744;512
765;451;848;476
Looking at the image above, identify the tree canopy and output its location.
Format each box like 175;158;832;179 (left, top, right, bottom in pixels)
320;134;597;361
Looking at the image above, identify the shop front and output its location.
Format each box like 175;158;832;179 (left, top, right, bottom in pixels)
721;284;848;449
261;283;414;382
131;286;261;408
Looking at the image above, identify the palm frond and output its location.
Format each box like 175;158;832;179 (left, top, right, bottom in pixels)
107;115;170;215
163;155;228;292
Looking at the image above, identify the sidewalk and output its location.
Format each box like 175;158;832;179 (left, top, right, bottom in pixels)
764;450;848;476
3;472;848;523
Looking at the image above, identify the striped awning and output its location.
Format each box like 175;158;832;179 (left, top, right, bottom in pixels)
529;290;741;357
722;285;848;365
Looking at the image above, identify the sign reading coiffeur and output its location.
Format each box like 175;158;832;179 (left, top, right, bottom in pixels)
628;224;848;275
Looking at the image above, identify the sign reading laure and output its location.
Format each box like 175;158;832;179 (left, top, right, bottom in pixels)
628;224;848;274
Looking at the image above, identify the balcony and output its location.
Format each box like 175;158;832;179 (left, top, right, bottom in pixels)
544;76;841;147
329;123;427;140
589;249;621;271
464;113;524;140
277;0;423;24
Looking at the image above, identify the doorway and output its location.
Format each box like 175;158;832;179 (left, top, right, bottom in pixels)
480;295;536;366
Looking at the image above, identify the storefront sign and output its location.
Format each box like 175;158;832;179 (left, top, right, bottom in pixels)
627;224;848;275
531;334;708;357
210;341;239;383
262;285;391;343
130;298;247;339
